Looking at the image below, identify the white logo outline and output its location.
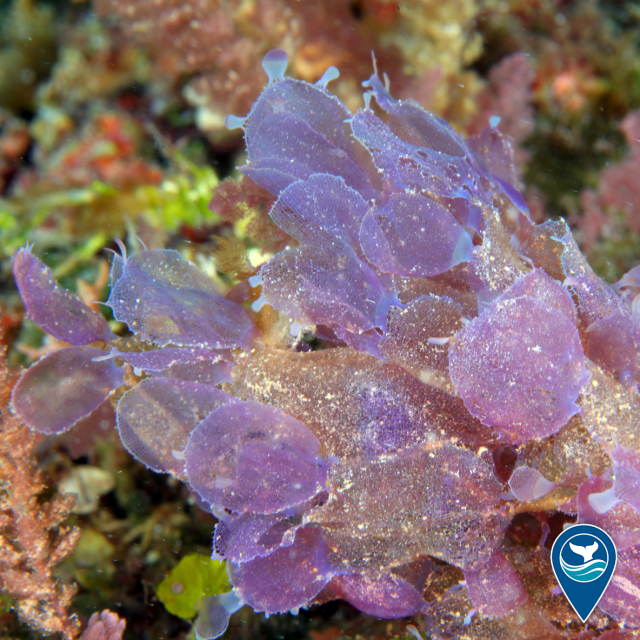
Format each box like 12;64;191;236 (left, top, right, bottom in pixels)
559;533;608;584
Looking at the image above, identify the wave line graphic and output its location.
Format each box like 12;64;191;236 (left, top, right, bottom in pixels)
560;556;607;582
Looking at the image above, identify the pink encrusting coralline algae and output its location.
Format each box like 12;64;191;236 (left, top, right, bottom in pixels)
11;49;640;638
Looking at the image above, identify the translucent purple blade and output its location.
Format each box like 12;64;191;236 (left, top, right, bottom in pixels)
112;347;233;386
379;294;465;377
117;378;235;476
246;81;349;160
307;444;508;572
508;467;558;502
12;247;114;345
446;197;485;233
362;70;469;158
154;360;233;387
231;347;499;459
464;550;528;617
425;585;561;639
269;174;369;256
471;210;528;296
349;109;478;199
241;166;300;198
586;310;640;386
242;78;377;199
194;592;243;640
244;114;375;199
258;246;393;334
334;326;383;359
449;270;588;443
214;492;326;564
214;512;294;564
193;595;230;640
579;360;640;456
228;526;333;614
359;192;473;277
500;267;577;319
555;228;623;326
599;545;640;627
12;346;124;434
385;99;469;158
611;445;640;513
109;251;125;289
395;265;480;317
467;126;518;187
519;219;571;281
108;249;258;349
111;347;226;372
329;572;427;618
185;401;327;514
492;172;531;222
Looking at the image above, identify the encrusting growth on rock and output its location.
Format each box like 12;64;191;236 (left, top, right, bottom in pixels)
0;344;128;639
0;347;81;638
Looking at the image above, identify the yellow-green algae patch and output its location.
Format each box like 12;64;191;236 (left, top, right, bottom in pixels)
157;554;231;619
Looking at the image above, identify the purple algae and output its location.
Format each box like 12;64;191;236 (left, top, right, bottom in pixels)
10;46;640;637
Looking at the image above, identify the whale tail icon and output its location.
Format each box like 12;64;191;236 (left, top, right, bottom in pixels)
569;541;599;562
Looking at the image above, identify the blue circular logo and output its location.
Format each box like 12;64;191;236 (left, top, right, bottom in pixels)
559;532;609;583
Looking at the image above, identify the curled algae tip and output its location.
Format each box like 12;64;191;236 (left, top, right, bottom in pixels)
194;590;244;640
131;232;148;251
316;65;340;89
262;48;288;84
370;48;378;76
489;115;502;128
247;272;262;288
225;114;246;131
406;625;424;640
508;467;558;501
588;486;621;514
90;350;117;363
114;237;128;260
251;294;267;313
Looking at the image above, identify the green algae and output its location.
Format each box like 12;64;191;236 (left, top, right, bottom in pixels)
157;554;231;620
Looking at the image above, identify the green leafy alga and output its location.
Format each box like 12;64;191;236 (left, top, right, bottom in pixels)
156;553;231;619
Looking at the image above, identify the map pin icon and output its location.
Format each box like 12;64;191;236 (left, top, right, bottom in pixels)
551;523;617;622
